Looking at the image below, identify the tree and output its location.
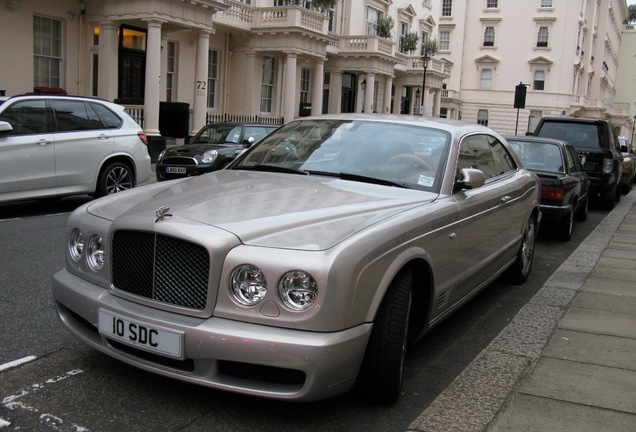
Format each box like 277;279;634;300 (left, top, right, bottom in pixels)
629;4;636;23
422;38;439;57
400;31;420;53
375;16;394;38
311;0;336;13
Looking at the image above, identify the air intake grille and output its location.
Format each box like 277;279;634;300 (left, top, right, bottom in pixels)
112;231;210;310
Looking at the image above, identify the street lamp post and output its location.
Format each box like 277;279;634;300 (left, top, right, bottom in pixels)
420;51;431;116
631;114;636;147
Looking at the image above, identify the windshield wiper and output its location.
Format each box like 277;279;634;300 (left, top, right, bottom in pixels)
339;172;412;189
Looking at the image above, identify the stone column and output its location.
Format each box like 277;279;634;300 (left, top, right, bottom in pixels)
191;30;211;135
329;71;342;114
97;21;118;101
283;52;298;122
142;19;164;136
246;51;259;115
364;73;375;113
384;75;393;113
311;58;325;116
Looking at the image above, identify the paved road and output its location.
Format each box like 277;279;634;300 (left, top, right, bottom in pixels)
0;192;609;431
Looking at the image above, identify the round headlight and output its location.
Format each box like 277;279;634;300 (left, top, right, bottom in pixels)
69;228;84;262
158;149;166;161
202;149;219;164
278;271;318;311
230;264;267;306
86;235;104;271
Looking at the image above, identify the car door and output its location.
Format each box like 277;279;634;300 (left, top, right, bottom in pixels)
49;99;114;189
451;134;519;303
0;99;56;198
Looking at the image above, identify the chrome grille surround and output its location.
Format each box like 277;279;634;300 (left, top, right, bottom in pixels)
111;231;210;310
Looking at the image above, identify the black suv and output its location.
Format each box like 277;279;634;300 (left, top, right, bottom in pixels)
533;117;623;209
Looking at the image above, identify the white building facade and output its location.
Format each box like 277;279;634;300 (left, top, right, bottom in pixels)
0;0;632;140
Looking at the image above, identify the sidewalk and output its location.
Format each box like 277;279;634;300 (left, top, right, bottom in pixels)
408;191;636;432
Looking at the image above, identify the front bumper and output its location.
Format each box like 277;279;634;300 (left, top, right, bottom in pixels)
52;269;372;402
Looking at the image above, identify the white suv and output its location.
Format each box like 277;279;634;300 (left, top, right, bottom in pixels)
0;94;151;203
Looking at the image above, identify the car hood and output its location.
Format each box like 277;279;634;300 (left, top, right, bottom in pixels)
163;143;239;156
86;171;437;250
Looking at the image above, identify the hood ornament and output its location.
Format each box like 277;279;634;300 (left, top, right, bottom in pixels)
155;206;173;223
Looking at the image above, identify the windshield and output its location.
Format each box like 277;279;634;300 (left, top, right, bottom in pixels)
508;140;564;173
231;119;451;192
190;124;242;144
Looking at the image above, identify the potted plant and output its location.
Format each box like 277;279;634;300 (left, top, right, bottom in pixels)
401;31;419;53
422;38;439;57
375;16;394;38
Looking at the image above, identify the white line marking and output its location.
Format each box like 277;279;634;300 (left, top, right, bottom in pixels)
0;355;37;372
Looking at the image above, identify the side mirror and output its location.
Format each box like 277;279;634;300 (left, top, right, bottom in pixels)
0;121;13;133
244;136;255;148
454;168;486;192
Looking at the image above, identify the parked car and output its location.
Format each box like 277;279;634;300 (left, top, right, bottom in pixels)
507;136;590;241
618;136;635;194
0;94;151;203
52;114;541;404
155;122;278;181
532;116;623;210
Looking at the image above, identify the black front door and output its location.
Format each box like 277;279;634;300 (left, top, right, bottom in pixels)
341;73;357;113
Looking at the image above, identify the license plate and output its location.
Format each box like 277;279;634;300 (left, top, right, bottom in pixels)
166;167;186;174
98;309;183;358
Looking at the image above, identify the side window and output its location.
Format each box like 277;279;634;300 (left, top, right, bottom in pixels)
457;135;515;181
568;146;584;172
243;126;273;144
0;100;49;135
50;100;105;131
91;102;122;129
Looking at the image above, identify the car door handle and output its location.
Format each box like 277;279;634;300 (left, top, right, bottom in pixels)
501;195;512;203
98;134;110;140
36;139;51;146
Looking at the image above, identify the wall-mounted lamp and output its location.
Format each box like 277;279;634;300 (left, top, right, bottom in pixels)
67;10;78;21
361;79;366;91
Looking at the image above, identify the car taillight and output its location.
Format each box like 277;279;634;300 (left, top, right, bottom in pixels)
541;186;564;201
137;131;148;145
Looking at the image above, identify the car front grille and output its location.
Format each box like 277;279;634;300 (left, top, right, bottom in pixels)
162;156;197;166
111;231;210;310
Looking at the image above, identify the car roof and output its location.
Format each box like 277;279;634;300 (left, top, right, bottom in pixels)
538;116;607;124
290;112;498;136
506;135;569;146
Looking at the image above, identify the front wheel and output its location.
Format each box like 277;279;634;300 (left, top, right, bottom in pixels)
506;216;536;284
355;269;412;404
95;162;134;197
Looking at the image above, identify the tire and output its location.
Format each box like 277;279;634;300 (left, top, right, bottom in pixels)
95;162;134;197
507;216;536;285
557;210;573;242
355;269;412;404
601;183;617;210
574;196;588;221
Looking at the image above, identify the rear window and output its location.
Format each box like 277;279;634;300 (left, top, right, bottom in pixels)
537;121;603;150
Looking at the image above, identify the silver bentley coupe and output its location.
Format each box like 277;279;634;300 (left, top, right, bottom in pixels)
52;114;540;403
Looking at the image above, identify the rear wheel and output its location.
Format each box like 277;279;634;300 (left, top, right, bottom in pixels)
95;162;134;197
355;269;412;404
507;216;536;284
557;210;573;242
575;196;588;221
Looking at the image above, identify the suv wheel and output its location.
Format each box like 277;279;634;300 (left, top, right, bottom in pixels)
96;162;134;197
602;183;617;210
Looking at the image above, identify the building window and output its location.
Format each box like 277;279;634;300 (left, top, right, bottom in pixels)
261;56;275;113
439;31;451;51
442;0;453;16
533;70;545;90
33;15;62;88
207;50;218;109
540;0;552;7
480;69;492;89
166;41;177;102
537;27;549;47
486;0;498;8
483;27;495;47
477;109;489;126
399;22;408;53
300;68;311;104
367;7;380;35
420;31;429;56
